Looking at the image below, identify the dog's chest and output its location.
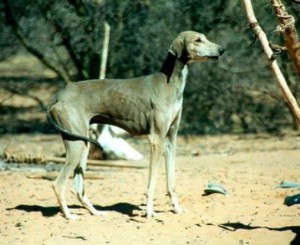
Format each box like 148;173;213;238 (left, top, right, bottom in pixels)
170;66;188;120
177;66;188;104
175;66;188;95
181;66;188;86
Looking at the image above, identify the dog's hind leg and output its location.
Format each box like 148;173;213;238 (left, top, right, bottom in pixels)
146;134;164;218
53;140;86;220
73;143;105;216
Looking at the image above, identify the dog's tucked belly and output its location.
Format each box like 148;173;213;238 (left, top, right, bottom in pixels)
90;113;150;136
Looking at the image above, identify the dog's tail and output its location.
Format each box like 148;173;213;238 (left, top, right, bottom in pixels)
46;99;103;150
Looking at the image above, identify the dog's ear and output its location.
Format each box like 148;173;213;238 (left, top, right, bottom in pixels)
169;36;184;58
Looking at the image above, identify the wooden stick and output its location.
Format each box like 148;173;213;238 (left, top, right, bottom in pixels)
242;0;300;124
26;172;105;181
99;21;110;80
4;151;148;169
90;21;111;135
46;156;147;169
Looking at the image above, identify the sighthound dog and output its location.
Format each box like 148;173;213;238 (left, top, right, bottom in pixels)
47;31;224;220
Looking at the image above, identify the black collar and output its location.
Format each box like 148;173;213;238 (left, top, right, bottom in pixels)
160;52;188;80
160;52;177;79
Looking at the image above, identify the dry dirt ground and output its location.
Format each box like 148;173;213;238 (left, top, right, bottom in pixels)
0;53;299;244
1;133;300;245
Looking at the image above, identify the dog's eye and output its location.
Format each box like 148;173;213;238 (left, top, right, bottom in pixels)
195;37;202;43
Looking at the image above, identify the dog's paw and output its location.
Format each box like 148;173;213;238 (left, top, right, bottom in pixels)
92;210;107;216
171;201;187;214
173;206;187;214
65;213;80;220
146;210;159;218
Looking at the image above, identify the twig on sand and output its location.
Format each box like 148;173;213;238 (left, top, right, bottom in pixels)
3;151;148;169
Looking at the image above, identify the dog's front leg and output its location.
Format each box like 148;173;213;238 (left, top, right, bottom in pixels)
164;114;183;214
164;136;183;214
146;134;163;218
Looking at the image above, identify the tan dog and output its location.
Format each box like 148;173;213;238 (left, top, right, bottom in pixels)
47;31;224;219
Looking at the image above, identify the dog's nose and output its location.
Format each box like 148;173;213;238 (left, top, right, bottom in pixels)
219;47;225;55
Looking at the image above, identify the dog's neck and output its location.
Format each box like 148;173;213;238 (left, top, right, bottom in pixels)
160;52;188;82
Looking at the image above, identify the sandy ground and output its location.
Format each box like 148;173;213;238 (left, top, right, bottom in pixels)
0;133;300;245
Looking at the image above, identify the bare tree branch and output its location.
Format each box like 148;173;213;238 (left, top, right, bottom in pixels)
243;0;300;123
2;0;71;83
4;86;46;110
37;1;88;80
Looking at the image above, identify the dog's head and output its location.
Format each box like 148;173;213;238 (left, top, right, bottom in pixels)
169;31;225;63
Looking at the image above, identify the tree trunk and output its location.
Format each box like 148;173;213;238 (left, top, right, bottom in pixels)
271;0;300;76
242;0;300;124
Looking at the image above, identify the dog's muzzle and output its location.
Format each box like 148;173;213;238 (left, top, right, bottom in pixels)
205;47;225;60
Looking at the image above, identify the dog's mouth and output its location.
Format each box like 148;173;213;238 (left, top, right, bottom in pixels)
205;56;219;60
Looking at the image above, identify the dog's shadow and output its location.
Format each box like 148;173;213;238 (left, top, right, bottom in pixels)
6;204;61;217
7;202;142;218
94;203;142;216
217;222;300;245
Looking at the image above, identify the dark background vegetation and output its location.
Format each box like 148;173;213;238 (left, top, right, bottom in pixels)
0;0;299;135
